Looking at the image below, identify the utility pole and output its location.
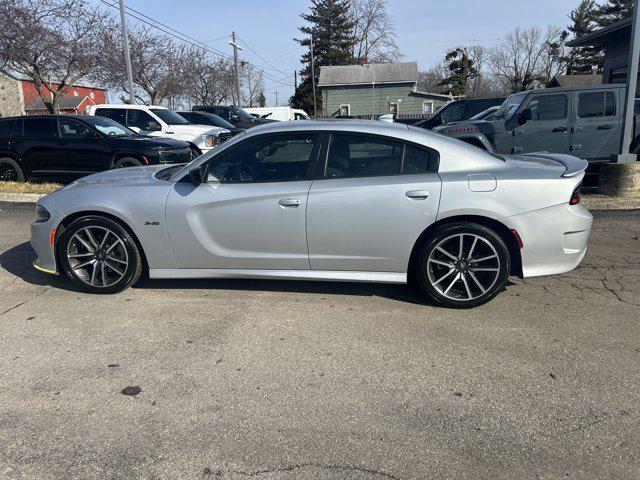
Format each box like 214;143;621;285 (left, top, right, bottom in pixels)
229;32;243;106
294;70;298;89
310;36;317;117
616;0;640;163
275;91;278;106
118;0;135;104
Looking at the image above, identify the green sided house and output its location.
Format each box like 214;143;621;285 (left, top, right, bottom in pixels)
318;61;452;117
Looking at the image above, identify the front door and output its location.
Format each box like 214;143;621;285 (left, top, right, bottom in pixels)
56;118;109;175
166;132;320;270
307;133;441;273
571;89;621;160
513;92;571;155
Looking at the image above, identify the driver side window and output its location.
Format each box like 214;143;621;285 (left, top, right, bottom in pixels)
524;94;567;121
207;133;318;183
127;109;157;130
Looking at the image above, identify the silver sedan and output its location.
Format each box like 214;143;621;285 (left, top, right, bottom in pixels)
31;120;592;308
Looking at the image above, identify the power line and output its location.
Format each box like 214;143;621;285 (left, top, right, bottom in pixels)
237;35;291;80
99;0;294;88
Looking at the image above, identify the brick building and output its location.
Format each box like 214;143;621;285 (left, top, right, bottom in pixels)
0;72;108;117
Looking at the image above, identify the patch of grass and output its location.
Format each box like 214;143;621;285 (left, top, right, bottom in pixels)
0;181;63;194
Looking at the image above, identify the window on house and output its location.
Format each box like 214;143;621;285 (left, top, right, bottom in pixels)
389;103;398;115
339;104;350;116
422;101;434;114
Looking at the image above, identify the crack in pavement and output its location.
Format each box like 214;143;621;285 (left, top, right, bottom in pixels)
0;286;51;316
218;463;402;479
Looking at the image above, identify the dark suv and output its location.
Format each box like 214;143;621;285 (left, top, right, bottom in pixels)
192;105;276;129
0;115;192;182
177;110;244;136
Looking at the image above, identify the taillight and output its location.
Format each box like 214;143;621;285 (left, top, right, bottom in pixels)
569;185;581;205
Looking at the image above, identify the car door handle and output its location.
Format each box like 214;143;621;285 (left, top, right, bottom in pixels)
279;198;301;207
405;190;430;199
552;127;568;133
597;124;613;130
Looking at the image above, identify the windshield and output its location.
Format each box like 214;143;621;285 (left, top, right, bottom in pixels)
233;106;255;121
200;112;236;130
150;108;189;125
83;116;136;137
493;92;528;120
470;107;498;120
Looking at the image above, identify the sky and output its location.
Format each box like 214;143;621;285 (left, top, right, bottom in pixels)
102;0;581;106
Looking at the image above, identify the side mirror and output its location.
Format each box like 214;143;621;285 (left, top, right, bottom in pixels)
146;121;161;131
517;108;532;125
188;164;205;184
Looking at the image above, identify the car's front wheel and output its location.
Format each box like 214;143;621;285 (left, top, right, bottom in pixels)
114;157;143;168
0;157;26;182
58;216;143;294
415;223;510;308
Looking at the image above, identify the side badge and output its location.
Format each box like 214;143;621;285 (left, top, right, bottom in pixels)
144;221;160;226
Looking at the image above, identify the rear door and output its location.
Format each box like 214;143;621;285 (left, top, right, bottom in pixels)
166;132;320;270
571;89;620;160
57;117;110;175
513;92;571;154
306;132;441;273
18;117;60;176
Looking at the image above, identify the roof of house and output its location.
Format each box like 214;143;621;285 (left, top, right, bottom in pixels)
0;71;108;91
566;17;631;47
318;62;418;87
24;95;92;111
548;74;602;87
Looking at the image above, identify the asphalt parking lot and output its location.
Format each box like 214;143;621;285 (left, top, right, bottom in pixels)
0;201;639;480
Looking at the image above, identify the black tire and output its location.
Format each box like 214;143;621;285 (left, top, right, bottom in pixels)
0;157;26;182
113;157;143;169
415;223;510;309
58;215;142;294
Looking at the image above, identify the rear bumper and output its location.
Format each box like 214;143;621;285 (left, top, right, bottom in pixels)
502;202;593;278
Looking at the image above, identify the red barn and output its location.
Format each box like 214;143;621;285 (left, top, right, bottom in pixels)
0;72;108;117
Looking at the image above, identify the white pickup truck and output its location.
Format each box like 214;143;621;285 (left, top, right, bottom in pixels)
244;107;310;122
88;104;232;157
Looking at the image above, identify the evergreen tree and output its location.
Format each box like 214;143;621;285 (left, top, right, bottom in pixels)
290;0;355;114
594;0;634;26
565;0;603;74
258;91;266;107
437;47;478;97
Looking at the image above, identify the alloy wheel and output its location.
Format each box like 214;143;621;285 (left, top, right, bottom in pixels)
66;226;129;288
426;233;500;302
0;162;19;181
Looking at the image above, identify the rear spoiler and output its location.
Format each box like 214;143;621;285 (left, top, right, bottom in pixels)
523;152;589;177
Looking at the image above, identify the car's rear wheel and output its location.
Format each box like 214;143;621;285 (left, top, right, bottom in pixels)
58;216;142;294
415;223;510;308
0;158;25;182
114;157;143;169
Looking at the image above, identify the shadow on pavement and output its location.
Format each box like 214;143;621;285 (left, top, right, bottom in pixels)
1;241;437;306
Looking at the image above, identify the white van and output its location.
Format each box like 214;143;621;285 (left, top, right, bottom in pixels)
243;107;310;122
88;104;232;157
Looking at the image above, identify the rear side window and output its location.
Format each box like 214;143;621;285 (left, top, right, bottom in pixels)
95;108;126;126
578;91;616;117
403;145;437;174
23;117;57;138
0;118;16;137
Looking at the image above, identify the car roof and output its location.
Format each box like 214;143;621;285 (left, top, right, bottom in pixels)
247;119;409;135
91;104;168;110
507;83;627;98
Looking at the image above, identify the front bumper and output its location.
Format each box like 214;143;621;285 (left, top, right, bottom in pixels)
502;202;593;278
31;199;65;275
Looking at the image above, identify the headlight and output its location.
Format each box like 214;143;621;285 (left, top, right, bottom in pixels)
201;134;215;147
35;205;50;223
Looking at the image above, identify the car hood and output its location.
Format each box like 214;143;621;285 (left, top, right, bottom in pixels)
114;136;189;148
170;124;227;136
63;165;174;188
433;120;495;135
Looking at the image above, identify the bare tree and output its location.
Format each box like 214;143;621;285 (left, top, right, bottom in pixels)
240;63;265;108
101;25;185;105
350;0;401;63
182;47;235;107
417;65;448;93
0;0;109;113
488;26;562;93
